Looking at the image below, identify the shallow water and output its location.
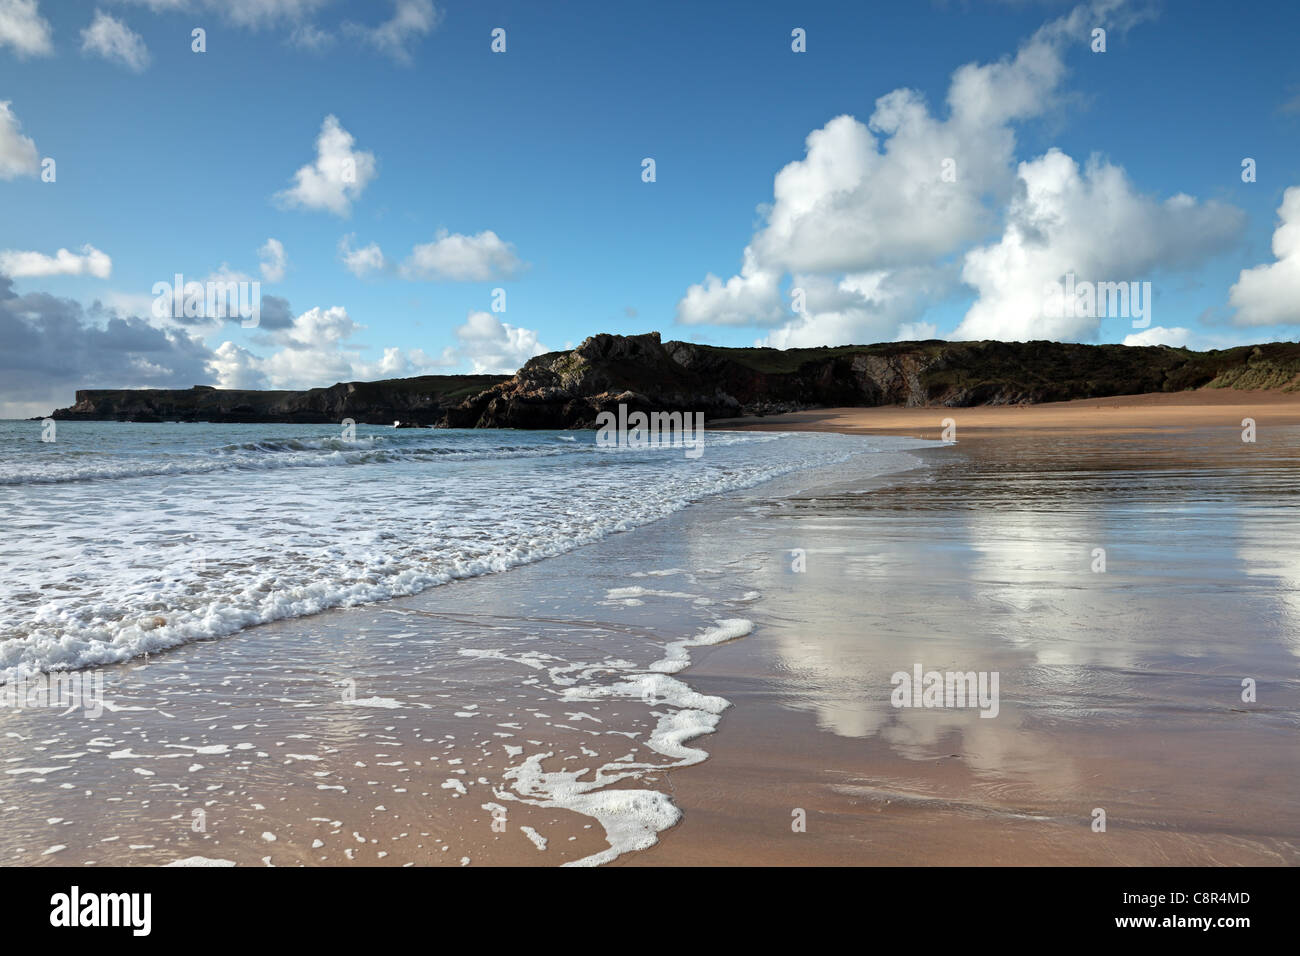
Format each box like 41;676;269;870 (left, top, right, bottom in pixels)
0;421;924;683
0;424;938;865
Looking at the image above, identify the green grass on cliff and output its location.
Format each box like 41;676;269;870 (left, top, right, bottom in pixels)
1174;344;1300;391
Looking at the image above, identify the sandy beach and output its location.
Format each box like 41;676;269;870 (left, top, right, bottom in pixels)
630;389;1300;865
3;389;1298;867
714;388;1300;437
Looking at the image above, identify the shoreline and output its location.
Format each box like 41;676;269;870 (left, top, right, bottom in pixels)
24;386;1300;434
0;433;935;867
713;388;1300;439
3;394;1298;866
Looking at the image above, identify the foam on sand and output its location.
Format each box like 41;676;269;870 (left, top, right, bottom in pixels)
478;617;755;866
165;856;237;867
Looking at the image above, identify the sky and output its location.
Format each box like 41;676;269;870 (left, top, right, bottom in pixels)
1;0;1299;417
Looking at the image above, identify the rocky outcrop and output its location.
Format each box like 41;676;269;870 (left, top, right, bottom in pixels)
438;333;1300;428
47;334;1300;426
441;333;742;428
51;375;507;424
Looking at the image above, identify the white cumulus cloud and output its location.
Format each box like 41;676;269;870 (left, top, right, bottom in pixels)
1122;326;1194;348
274;115;376;217
451;310;547;373
0;244;112;279
81;10;151;72
677;247;786;327
765;266;957;348
338;234;386;276
1122;326;1268;351
344;0;438;64
674;0;1209;348
677;3;1107;330
258;238;287;281
205;301;548;389
208;340;268;389
1227;186;1300;327
0;99;38;179
0;0;52;58
399;230;522;282
210;303;467;389
953;149;1244;342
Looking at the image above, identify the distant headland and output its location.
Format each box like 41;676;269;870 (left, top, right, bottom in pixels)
47;332;1300;427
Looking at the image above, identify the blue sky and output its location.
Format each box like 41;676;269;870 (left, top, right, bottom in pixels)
2;0;1299;415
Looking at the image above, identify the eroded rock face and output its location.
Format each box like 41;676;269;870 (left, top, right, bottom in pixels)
442;334;1300;427
441;332;742;428
443;334;1149;428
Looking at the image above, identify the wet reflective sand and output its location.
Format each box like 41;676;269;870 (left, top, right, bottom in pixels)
630;425;1300;865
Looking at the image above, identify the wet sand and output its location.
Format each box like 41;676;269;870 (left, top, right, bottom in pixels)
3;452;914;868
628;390;1300;865
4;390;1299;866
0;528;764;867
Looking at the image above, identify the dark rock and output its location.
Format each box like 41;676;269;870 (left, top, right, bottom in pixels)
47;335;1300;427
50;376;507;425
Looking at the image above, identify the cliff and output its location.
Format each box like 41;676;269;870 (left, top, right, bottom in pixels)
439;333;1300;427
48;334;1300;426
51;375;506;424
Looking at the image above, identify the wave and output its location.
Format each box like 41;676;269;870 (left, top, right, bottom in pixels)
0;441;577;486
0;430;783;486
0;433;907;684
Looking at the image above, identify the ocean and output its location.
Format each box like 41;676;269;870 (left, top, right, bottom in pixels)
0;420;934;684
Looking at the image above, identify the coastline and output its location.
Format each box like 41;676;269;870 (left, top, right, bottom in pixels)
712;388;1300;437
3;390;1298;866
0;433;935;867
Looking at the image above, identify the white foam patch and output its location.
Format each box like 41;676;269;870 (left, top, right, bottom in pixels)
649;618;754;674
603;586;697;605
481;617;756;866
345;697;403;709
520;826;547;851
165;856;236;867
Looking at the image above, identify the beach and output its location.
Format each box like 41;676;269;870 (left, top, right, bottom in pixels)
714;388;1300;436
2;390;1298;866
635;390;1300;865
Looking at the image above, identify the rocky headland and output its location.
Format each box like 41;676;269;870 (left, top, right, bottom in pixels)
48;333;1300;427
